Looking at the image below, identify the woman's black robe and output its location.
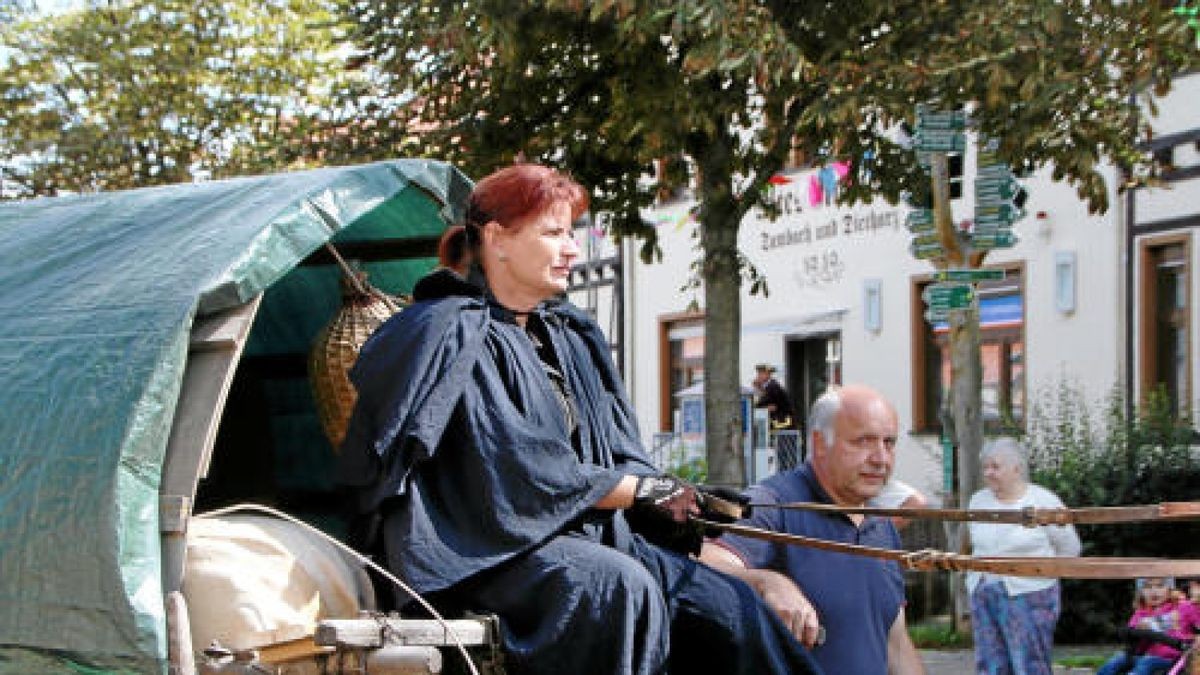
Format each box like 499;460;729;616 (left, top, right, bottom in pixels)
337;270;819;675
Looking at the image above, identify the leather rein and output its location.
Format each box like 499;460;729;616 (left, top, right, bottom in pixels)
747;500;1200;527
693;500;1200;579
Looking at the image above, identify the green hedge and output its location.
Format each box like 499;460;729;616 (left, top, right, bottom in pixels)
1025;383;1200;643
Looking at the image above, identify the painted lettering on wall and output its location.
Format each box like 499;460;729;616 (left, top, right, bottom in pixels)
759;210;901;252
793;249;845;288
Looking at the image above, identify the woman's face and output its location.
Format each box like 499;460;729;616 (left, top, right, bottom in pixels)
486;200;580;304
982;453;1023;495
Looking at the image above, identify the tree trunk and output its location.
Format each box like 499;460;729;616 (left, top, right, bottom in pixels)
948;305;983;634
702;214;745;487
695;130;745;488
949;310;984;502
927;151;985;634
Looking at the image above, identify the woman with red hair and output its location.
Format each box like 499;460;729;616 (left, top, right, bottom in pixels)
338;164;818;675
435;224;471;277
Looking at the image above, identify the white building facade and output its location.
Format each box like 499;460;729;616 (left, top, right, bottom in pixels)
1127;73;1200;426
613;75;1199;499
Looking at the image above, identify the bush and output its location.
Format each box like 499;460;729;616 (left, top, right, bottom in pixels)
1056;654;1110;669
1025;382;1200;643
907;620;973;649
668;457;708;484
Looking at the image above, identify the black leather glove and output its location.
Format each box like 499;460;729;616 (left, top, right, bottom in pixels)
626;474;704;555
633;474;701;522
696;485;751;523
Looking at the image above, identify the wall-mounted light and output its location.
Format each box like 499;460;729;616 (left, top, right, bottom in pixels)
863;278;882;332
1036;210;1052;239
1054;251;1076;314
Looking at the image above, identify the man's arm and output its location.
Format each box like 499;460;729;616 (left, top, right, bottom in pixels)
699;541;823;647
886;608;926;675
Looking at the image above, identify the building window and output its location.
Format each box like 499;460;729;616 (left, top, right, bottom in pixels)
659;313;705;431
912;267;1025;433
1152;146;1176;172
1139;236;1191;417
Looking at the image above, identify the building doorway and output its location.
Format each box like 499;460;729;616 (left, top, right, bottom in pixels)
785;332;842;433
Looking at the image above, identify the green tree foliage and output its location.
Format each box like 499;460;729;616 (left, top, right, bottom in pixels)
1027;382;1200;642
342;0;1197;484
0;0;356;196
0;0;31;25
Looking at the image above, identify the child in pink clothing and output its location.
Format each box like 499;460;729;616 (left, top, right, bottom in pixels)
1097;577;1200;675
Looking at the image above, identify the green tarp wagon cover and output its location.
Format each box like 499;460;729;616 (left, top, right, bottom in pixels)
0;159;472;672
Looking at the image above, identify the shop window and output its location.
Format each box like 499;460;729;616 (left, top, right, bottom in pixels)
1139;236;1191;417
912;268;1025;433
659;313;705;431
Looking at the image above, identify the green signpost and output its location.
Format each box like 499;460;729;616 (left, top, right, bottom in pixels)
974;154;1026;233
922;282;974;309
911;232;941;249
922;282;974;324
910;239;944;259
915;129;966;153
974;214;1022;230
906;209;934;232
971;230;1018;249
975;175;1022;200
934;268;1006;283
976;202;1025;222
908;107;1028;276
917;109;968;130
924;307;951;323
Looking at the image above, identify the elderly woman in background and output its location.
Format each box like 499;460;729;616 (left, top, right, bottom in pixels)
967;438;1082;675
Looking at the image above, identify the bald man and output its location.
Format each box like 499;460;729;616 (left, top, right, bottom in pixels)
700;385;925;675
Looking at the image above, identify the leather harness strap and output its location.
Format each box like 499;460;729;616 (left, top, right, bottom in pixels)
695;518;1200;579
745;501;1200;527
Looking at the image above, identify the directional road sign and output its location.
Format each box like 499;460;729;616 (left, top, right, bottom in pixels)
924;307;959;324
922;282;974;309
915;130;966;153
975;202;1026;222
975;176;1022;201
924;305;973;324
910;239;944;260
917;109;968;130
906;209;934;232
971;230;1018;249
911;232;941;248
977;153;1006;169
974;211;1021;229
976;163;1014;179
934;268;1006;283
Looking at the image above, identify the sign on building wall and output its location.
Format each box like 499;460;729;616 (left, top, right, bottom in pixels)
751;164;907;290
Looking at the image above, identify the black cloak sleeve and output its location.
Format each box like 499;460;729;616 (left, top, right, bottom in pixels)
336;291;656;593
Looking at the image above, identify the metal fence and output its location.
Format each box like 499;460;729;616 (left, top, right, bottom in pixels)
650;430;805;481
773;430;804;471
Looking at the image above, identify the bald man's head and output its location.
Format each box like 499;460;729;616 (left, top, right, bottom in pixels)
808;385;898;506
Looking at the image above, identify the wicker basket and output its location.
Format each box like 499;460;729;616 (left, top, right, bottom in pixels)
309;273;401;452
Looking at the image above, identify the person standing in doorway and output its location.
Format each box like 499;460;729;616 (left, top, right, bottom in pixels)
752;363;797;431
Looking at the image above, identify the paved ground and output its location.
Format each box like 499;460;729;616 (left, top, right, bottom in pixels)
920;645;1117;674
920;649;974;674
